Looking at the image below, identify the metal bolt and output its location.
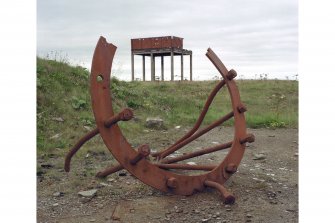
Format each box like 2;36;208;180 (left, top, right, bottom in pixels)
237;104;247;113
239;134;255;144
227;69;237;80
130;144;150;165
166;177;178;189
119;108;134;121
104;108;133;128
225;163;237;174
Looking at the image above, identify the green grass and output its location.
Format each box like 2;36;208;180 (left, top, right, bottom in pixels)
37;57;298;153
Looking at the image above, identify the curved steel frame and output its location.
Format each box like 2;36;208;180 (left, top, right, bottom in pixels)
65;36;255;204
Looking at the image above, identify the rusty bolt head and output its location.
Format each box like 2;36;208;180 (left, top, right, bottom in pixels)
166;177;178;189
120;108;134;121
227;69;237;80
239;134;255;144
225;163;237;174
237;104;247;113
224;194;235;204
138;144;150;157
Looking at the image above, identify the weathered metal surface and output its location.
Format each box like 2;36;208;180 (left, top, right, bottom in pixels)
65;36;255;204
131;36;183;50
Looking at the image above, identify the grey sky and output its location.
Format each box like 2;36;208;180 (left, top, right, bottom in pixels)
37;0;298;80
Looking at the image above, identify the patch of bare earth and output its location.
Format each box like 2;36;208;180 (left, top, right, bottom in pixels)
37;127;298;223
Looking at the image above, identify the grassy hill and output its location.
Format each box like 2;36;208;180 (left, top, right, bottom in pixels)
37;58;298;153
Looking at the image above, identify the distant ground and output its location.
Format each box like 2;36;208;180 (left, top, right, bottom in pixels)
37;126;298;223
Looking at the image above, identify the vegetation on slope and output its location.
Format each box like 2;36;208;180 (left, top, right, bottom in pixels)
37;58;298;153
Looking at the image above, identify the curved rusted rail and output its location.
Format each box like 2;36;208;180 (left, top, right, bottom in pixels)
64;36;255;204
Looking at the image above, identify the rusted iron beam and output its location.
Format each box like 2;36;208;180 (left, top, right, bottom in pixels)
204;180;235;204
152;80;226;158
64;127;99;172
65;108;133;172
96;163;124;178
161;141;233;164
156;163;216;171
66;37;255;205
158;111;234;159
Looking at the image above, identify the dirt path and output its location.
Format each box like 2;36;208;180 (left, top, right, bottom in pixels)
37;127;298;223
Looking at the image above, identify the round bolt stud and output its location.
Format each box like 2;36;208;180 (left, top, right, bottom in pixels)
104;108;134;128
225;163;237;174
227;69;237;80
138;144;150;157
239;134;255;144
237;104;247;113
224;194;236;205
166;177;178;189
130;144;150;165
119;108;134;121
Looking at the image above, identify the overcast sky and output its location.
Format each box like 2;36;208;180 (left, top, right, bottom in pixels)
37;0;298;80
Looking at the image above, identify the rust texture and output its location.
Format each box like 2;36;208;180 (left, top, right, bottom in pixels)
65;36;255;204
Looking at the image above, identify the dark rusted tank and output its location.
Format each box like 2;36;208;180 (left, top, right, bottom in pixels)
131;36;183;50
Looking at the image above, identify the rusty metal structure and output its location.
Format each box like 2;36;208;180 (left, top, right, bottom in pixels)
131;36;192;81
65;36;255;204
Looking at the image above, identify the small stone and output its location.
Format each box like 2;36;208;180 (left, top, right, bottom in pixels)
246;214;252;218
85;153;90;158
107;178;115;182
83;126;92;131
294;152;298;157
126;181;130;185
212;141;219;144
49;133;61;139
52;203;59;207
145;117;164;129
252;153;266;160
112;215;120;221
195;209;200;213
226;209;232;212
202;219;209;222
52;117;64;122
78;189;98;197
175;125;181;129
53;192;64;197
186;162;196;165
99;182;110;187
89;219;96;222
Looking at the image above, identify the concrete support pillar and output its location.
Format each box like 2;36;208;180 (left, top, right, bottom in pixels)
131;52;134;81
142;55;145;81
181;53;184;81
161;56;164;81
151;53;155;81
190;53;193;81
171;51;174;81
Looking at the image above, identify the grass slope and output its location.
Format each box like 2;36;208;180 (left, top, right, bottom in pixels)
37;58;298;153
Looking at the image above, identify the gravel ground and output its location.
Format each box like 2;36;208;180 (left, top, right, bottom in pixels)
37;127;298;223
